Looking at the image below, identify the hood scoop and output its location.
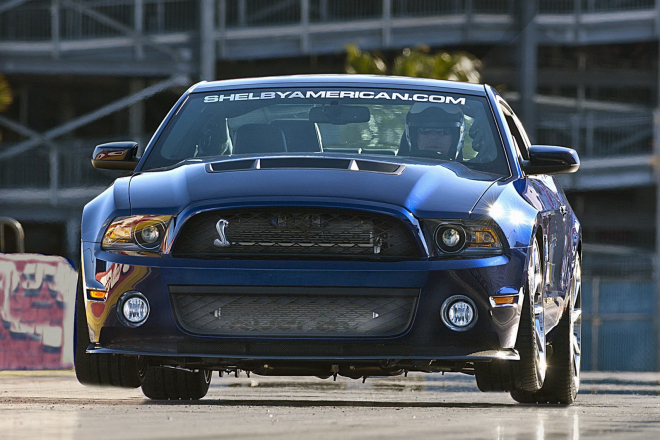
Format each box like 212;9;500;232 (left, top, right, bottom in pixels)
208;157;404;174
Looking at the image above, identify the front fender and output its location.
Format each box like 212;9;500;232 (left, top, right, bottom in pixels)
81;177;132;243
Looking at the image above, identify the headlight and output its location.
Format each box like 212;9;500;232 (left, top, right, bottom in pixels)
102;215;173;252
427;220;503;257
435;224;467;253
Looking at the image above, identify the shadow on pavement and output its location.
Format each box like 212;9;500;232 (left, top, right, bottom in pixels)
142;398;522;408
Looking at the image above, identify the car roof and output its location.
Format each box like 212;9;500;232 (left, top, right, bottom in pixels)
190;74;488;95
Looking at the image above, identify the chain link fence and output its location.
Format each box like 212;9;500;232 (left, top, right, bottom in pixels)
582;251;657;371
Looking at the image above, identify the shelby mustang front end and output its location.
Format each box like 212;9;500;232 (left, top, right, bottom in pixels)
76;75;582;404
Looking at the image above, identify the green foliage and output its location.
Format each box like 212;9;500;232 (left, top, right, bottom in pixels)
344;44;387;75
345;45;481;83
0;73;12;112
0;73;12;142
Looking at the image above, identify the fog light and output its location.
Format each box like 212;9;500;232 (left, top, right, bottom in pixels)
448;301;473;326
117;291;149;328
441;295;477;331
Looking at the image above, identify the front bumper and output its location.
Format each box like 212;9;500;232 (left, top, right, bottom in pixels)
81;245;528;363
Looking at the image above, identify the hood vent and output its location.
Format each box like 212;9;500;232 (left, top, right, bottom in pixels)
208;159;255;172
208;157;404;174
262;157;351;170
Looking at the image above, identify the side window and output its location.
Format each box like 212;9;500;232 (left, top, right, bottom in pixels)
510;111;532;155
499;104;529;161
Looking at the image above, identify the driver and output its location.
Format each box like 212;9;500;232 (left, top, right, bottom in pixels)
404;102;465;160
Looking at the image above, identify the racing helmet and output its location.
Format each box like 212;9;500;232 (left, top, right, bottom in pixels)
404;102;466;159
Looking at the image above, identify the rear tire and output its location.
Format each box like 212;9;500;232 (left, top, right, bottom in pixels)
74;271;143;388
141;367;212;400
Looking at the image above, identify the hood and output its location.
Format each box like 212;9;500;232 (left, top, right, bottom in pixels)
128;158;498;219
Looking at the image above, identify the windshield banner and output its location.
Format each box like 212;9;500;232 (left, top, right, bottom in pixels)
204;91;466;104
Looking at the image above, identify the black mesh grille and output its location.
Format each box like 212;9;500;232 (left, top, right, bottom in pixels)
170;286;418;337
172;208;420;259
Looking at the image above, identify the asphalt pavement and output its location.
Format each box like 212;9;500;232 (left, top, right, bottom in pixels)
1;370;659;439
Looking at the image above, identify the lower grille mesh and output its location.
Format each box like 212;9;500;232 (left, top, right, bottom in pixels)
170;286;418;337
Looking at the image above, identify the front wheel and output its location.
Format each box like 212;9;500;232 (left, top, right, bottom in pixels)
74;271;144;388
511;254;582;404
475;238;547;394
510;237;546;393
141;367;212;400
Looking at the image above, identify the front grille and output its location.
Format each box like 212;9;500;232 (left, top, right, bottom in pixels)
170;286;418;337
172;208;420;259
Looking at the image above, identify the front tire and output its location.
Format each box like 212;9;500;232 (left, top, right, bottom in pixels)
475;238;547;394
141;367;212;400
511;254;582;404
74;272;144;388
474;360;513;392
510;237;546;393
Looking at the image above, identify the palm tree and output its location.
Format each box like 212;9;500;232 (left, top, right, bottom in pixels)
345;44;481;83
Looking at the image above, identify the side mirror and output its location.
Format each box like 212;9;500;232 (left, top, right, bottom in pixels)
91;142;139;171
522;145;580;175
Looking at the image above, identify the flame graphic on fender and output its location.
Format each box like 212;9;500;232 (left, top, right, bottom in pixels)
213;219;231;247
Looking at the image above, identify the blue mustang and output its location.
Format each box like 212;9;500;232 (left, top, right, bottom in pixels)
76;75;582;404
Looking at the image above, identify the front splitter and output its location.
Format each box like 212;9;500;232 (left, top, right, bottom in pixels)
87;345;520;362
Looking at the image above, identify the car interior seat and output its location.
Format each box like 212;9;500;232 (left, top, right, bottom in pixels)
232;123;287;154
270;120;323;153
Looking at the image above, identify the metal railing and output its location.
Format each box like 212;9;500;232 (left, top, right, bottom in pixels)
0;0;198;41
2;0;655;42
309;0;382;23
539;0;656;13
0;135;148;192
0;1;51;41
391;0;465;18
0;217;25;253
226;0;301;27
536;112;653;158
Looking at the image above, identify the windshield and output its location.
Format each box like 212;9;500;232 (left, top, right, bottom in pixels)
142;87;509;175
